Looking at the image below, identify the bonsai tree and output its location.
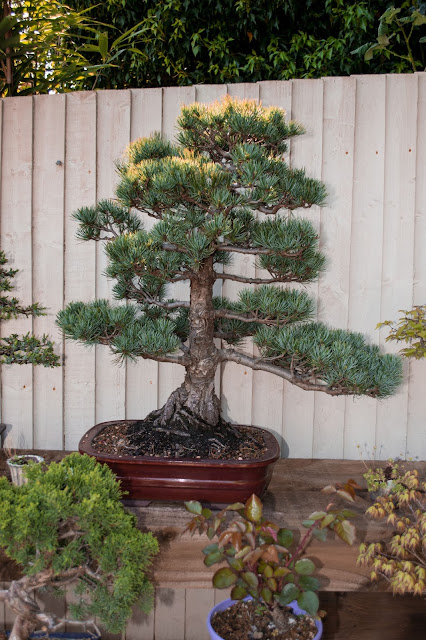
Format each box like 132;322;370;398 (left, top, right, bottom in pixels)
57;97;402;452
0;250;59;367
0;453;159;640
184;484;357;636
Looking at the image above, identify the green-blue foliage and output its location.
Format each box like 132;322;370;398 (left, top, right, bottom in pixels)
254;323;402;398
0;250;60;367
57;97;403;401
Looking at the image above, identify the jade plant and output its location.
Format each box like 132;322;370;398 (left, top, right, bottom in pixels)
0;250;59;367
0;453;159;640
57;97;402;451
358;463;426;596
184;485;357;633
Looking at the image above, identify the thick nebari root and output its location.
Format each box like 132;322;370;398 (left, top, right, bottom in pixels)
132;384;242;446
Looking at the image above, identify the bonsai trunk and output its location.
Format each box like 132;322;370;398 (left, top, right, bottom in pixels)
147;257;227;435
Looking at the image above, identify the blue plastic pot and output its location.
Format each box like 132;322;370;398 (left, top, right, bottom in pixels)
207;597;323;640
7;632;100;640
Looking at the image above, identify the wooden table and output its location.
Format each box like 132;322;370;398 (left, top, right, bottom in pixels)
1;451;425;640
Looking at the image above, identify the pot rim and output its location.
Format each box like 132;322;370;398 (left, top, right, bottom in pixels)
6;454;44;467
79;420;281;468
207;596;323;640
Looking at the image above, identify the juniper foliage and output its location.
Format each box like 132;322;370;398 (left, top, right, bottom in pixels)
0;453;158;640
0;251;59;367
57;98;402;431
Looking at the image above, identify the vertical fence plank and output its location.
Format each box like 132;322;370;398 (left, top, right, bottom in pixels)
406;73;426;460
312;76;356;459
0;97;34;448
376;75;418;459
63;92;97;450
185;588;215;640
32;94;65;449
158;87;196;408
282;79;323;458
95;90;131;425
248;81;293;446
126;88;163;421
154;588;185;640
220;83;259;427
345;76;386;460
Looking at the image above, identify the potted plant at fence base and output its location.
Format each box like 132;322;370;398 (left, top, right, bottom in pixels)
0;453;159;640
184;482;358;640
57;97;402;503
5;452;44;487
0;249;60;466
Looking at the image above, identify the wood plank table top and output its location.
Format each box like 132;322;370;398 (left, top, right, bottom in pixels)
1;450;425;592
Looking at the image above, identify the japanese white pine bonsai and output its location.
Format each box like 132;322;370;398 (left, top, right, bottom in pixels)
0;453;158;640
1;250;59;367
57;97;402;453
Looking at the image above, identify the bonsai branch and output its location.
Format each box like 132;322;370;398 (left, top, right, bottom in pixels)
217;272;301;285
218;348;351;395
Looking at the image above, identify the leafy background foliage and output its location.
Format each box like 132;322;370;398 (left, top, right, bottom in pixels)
4;0;422;96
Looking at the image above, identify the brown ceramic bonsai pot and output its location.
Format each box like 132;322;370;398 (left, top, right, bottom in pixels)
79;420;280;505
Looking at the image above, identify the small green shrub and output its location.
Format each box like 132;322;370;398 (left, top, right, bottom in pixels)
0;453;158;640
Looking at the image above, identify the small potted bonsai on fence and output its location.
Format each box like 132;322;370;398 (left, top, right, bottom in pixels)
184;482;358;640
56;97;402;502
358;463;425;596
1;249;60;475
0;453;159;640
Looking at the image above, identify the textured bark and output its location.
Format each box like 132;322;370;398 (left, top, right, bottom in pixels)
148;257;222;431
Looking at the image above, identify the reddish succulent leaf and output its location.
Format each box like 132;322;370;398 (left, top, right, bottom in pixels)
261;587;272;603
308;511;327;521
267;577;278;592
184;500;203;515
230;585;247;600
319;514;335;529
261;544;279;564
334;519;356;546
245;494;263;523
212;567;237;589
262;564;274;578
322;485;337;494
336;489;355;502
295;558;315;576
227;502;245;511
235;545;252;559
242;571;259;588
243;549;263;565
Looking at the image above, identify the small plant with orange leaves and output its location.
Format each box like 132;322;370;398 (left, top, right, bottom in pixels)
184;484;357;635
358;464;426;596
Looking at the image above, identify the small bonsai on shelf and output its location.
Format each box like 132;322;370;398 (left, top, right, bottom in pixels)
184;485;357;639
0;453;159;640
0;250;59;368
57;97;402;458
358;463;426;596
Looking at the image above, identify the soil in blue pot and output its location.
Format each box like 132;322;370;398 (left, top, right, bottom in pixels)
211;599;319;640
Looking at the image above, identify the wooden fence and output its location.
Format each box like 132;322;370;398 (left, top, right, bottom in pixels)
0;74;425;459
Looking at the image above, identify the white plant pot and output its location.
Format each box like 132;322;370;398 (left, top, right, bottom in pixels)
6;455;44;486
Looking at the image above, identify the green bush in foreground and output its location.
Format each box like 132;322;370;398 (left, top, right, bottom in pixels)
0;453;159;640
